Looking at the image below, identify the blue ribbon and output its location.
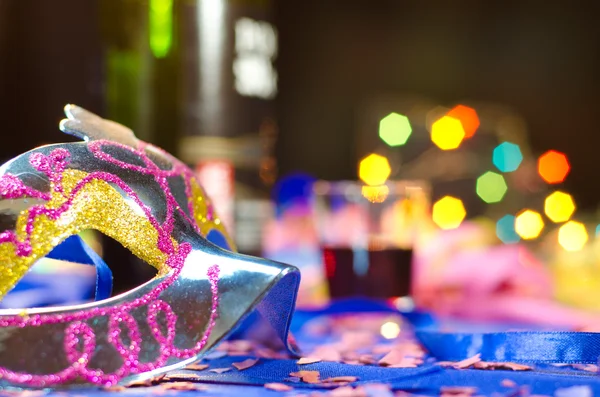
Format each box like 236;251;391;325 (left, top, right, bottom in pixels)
416;330;600;364
292;298;600;365
43;235;113;301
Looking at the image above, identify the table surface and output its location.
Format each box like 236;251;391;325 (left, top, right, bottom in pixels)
11;303;600;397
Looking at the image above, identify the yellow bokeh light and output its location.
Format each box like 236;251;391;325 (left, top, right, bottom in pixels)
380;321;401;339
515;209;544;240
361;185;390;203
431;116;466;150
558;221;588;251
432;196;466;230
544;191;576;223
359;154;391;186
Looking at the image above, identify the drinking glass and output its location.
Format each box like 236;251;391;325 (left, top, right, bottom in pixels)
313;180;430;299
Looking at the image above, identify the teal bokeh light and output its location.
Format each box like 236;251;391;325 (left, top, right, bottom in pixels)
496;215;521;244
493;142;523;173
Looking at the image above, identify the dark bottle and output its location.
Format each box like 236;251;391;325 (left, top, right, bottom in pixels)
98;0;183;293
177;0;278;256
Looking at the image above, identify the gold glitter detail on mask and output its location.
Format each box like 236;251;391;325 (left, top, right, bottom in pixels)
0;169;169;298
190;179;236;251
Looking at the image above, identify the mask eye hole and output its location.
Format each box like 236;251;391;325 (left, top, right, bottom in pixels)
0;230;157;309
97;231;158;295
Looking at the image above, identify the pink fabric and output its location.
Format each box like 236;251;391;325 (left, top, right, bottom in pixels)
413;223;600;329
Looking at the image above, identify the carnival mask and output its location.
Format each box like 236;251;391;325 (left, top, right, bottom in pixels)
0;105;300;387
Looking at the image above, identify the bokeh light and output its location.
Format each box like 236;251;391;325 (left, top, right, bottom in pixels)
149;0;174;58
558;221;588;251
515;209;544;240
361;185;390;203
476;171;508;203
380;321;401;339
430;116;466;150
596;225;600;237
446;105;479;139
538;150;570;184
359;154;391;186
493;142;523;173
432;196;466;230
379;112;412;147
496;215;520;244
544;191;575;223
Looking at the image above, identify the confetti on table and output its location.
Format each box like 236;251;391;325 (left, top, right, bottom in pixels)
163;372;204;382
501;379;517;388
161;382;208;391
298;356;323;365
572;364;599;373
290;370;321;384
378;348;407;367
209;367;232;374
453;354;481;369
473;361;532;371
440;386;477;396
387;357;423;368
329;386;368;397
264;383;294;391
233;358;259;370
322;376;359;383
358;354;376;365
185;363;210;371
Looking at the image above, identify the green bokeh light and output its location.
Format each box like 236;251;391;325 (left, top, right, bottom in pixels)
149;0;174;58
379;112;412;147
476;171;508;203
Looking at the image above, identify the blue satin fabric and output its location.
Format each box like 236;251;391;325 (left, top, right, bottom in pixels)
416;331;600;364
206;229;232;251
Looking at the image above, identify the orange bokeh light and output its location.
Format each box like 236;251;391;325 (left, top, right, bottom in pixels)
538;150;570;184
447;105;480;139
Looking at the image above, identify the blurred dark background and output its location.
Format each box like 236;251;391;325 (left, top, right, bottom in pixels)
0;0;598;208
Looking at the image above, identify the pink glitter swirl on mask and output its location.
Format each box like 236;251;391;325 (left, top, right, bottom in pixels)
0;174;50;201
88;140;202;234
29;148;70;194
64;321;96;366
107;311;142;371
